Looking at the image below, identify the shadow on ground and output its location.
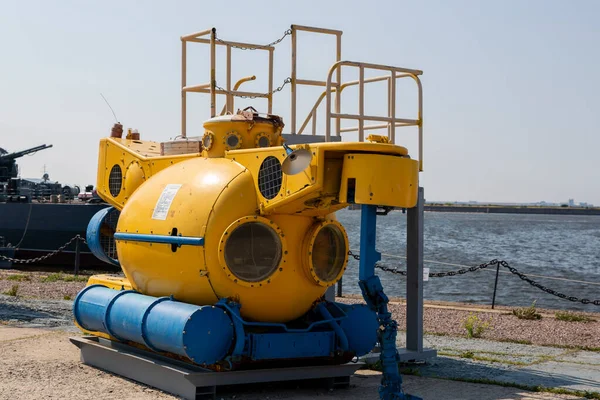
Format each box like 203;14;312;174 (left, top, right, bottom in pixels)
415;355;599;394
0;296;73;328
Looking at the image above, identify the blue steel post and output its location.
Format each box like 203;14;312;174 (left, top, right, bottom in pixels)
358;205;421;400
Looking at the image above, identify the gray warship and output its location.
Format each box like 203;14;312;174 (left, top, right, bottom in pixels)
0;144;110;268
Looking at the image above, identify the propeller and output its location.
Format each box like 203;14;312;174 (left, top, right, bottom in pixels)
281;143;312;175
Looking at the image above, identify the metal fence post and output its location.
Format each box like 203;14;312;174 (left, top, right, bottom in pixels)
74;238;80;276
491;262;500;309
337;276;343;297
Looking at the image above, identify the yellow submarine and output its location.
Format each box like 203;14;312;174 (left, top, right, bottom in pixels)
75;24;423;400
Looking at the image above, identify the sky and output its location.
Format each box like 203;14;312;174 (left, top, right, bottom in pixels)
1;0;599;204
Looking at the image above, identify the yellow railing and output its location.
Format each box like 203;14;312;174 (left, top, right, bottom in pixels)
178;25;424;170
180;29;276;137
324;61;423;171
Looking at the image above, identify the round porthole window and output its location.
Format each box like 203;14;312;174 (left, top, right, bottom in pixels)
256;134;271;148
225;131;241;150
305;221;348;285
108;164;122;197
223;221;282;283
202;132;214;150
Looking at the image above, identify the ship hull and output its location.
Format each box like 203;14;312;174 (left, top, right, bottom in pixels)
0;202;115;269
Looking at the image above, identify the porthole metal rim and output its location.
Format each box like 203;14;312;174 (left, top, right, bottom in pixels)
303;219;349;287
217;215;287;288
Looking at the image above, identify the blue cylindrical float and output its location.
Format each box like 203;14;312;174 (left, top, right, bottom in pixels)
73;285;234;364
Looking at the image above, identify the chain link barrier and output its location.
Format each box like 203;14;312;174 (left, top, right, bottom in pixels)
0;235;86;264
215;77;292;99
347;250;600;306
215;29;292;50
211;30;293;100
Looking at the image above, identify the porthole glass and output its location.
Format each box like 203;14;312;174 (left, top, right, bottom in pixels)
226;133;240;149
202;132;214;150
224;222;282;282
257;135;270;148
311;224;347;282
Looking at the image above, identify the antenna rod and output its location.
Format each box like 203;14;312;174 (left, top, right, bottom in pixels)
100;93;119;123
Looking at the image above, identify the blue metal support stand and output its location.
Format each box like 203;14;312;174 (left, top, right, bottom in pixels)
358;205;421;400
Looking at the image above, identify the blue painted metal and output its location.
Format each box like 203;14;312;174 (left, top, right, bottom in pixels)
337;303;379;357
217;299;348;333
358;205;381;281
216;299;378;361
73;285;234;365
74;286;379;368
218;301;245;359
86;207;119;266
316;302;349;351
282;143;294;155
358;204;421;400
249;332;335;360
113;232;204;246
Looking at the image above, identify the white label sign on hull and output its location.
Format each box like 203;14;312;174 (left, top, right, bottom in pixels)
152;184;182;220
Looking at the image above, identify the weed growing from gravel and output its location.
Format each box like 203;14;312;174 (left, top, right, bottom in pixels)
63;295;72;300
3;284;19;296
41;273;88;283
555;311;595;323
512;301;542;320
463;313;490;338
6;274;31;282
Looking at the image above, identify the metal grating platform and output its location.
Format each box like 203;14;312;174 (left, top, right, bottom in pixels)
70;336;363;400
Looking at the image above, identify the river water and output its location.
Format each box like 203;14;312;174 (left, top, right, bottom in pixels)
336;210;600;312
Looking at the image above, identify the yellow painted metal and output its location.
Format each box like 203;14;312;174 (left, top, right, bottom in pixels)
96;137;200;210
366;134;390;144
227;142;410;216
123;160;146;194
339;153;419;208
202;115;284;158
87;274;133;290
88;112;419;323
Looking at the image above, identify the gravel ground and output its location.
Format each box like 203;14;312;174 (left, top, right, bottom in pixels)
339;296;600;349
0;269;108;301
0;327;583;400
1;269;599;349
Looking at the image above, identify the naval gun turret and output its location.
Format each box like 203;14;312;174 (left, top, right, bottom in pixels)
0;144;53;183
0;144;53;197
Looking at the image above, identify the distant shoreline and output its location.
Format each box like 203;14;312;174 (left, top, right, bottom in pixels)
423;204;600;216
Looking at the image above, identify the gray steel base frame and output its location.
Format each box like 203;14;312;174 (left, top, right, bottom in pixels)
70;336;363;400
